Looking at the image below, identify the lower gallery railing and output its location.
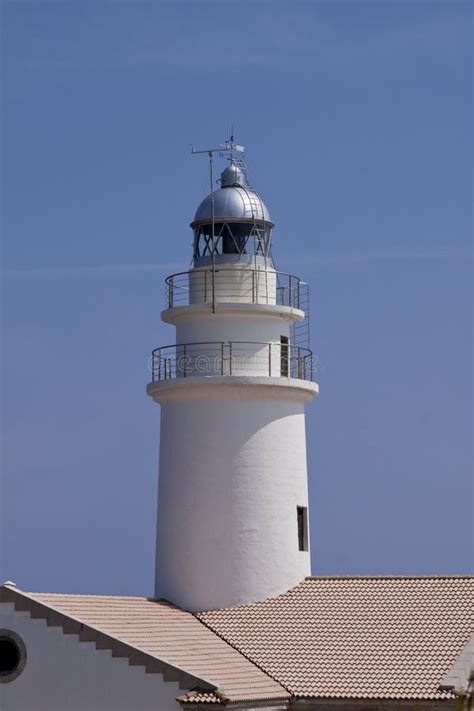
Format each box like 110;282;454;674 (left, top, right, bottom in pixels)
150;341;314;382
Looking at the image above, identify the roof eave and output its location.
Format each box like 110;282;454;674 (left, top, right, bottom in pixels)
0;584;216;693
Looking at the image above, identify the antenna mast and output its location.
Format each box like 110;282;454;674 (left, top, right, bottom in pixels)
191;136;245;312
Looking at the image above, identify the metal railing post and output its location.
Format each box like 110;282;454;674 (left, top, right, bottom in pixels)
212;264;216;312
268;343;272;377
229;341;233;376
221;342;224;375
204;270;208;303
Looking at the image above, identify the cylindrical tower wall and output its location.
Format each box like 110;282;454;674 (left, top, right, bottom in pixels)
154;388;311;611
174;311;292;344
170;312;293;378
189;266;277;305
171;342;286;378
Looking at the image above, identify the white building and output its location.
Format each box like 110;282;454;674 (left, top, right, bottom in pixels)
1;141;473;710
148;140;317;612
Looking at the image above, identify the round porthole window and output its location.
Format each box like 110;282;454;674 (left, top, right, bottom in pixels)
0;630;27;683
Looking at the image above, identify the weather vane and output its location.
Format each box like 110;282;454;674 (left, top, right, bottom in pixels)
191;132;245;160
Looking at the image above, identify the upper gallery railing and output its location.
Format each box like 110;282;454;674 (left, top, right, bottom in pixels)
150;341;315;382
165;268;308;310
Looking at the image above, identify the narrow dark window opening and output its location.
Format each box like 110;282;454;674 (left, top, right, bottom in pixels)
297;506;308;552
280;335;289;377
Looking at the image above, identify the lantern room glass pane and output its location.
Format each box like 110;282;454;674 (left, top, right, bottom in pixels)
193;222;271;260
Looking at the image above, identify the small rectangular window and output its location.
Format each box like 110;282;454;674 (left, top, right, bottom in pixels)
297;506;308;552
280;336;289;377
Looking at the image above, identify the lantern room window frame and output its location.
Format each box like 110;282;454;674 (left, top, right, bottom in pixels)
192;220;272;261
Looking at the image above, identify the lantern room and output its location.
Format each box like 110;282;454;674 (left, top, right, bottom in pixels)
191;157;274;266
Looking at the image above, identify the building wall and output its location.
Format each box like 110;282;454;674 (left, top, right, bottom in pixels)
0;603;185;711
155;390;311;611
174;310;293;345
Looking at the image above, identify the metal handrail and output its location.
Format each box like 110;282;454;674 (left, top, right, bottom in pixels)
150;341;315;383
164;268;307;310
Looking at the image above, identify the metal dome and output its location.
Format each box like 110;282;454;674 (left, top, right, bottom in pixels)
192;162;273;226
192;185;272;225
220;163;248;188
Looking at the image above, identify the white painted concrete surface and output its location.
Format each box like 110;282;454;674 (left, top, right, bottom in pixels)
0;603;184;711
154;389;312;612
147;375;318;404
162;302;305;326
167;305;302;378
150;259;317;612
189;264;277;304
174;308;294;344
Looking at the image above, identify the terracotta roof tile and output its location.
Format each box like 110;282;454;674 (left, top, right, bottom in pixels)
6;577;472;703
23;591;288;704
196;576;474;700
177;690;223;704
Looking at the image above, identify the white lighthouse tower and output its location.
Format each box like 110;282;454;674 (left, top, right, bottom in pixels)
147;139;318;612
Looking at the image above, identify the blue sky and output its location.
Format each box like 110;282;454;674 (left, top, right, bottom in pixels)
2;0;472;595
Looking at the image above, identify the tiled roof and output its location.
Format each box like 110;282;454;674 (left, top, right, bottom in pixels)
0;586;288;705
177;690;223;704
2;577;472;704
197;576;474;700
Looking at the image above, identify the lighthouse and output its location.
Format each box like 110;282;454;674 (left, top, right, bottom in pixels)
147;139;318;612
